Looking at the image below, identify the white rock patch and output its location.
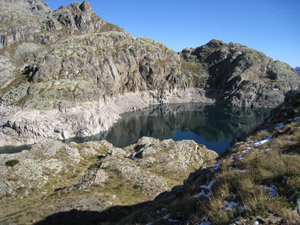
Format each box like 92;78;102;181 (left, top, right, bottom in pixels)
254;136;273;146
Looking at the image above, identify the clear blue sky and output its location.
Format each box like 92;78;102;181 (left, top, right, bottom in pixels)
44;0;299;68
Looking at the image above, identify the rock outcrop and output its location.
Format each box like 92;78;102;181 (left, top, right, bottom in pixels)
181;39;300;108
0;0;299;147
0;137;217;224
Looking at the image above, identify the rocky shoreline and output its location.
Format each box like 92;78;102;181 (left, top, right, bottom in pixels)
0;88;214;147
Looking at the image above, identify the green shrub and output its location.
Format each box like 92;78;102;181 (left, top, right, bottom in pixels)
5;159;19;167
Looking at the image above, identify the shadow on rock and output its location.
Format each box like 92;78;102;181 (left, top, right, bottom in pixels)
34;201;151;225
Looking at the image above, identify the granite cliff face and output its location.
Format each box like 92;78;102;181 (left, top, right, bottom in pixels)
0;0;206;146
0;0;299;146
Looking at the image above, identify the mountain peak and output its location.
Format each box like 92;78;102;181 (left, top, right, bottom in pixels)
207;39;227;47
79;0;92;12
50;0;124;33
0;0;124;49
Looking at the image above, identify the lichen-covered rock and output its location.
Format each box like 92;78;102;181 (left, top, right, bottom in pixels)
0;0;123;48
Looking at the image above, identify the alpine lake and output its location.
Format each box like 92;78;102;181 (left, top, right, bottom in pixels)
0;103;272;154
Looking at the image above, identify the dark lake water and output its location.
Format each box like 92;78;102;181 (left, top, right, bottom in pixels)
0;103;271;154
68;103;271;154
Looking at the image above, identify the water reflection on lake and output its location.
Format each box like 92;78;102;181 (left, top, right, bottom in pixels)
67;103;271;154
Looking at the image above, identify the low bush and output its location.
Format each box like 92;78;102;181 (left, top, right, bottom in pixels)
5;159;19;167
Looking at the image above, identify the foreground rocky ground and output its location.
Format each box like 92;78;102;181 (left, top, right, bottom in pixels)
0;136;217;224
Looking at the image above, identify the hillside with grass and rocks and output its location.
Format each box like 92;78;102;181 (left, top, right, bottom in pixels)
0;0;299;147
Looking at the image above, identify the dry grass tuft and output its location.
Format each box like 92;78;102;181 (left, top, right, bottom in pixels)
169;194;198;217
200;136;300;223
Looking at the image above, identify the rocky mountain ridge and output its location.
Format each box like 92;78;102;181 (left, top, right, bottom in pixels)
181;40;299;107
0;0;299;147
